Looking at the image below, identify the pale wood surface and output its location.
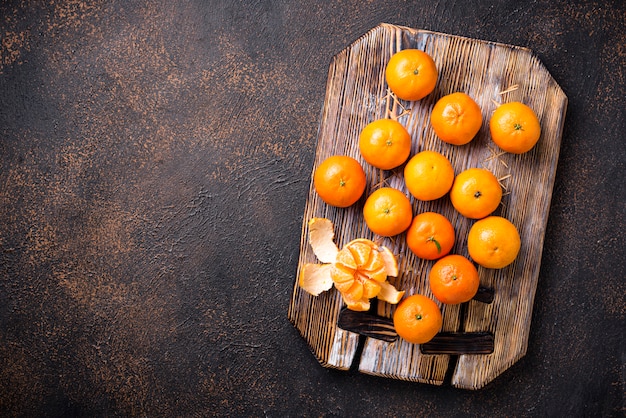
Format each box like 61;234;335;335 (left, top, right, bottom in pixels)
288;23;567;389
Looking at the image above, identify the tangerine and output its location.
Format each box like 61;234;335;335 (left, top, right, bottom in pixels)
299;218;405;309
406;212;455;260
430;92;483;145
450;168;502;219
429;254;480;304
393;294;442;344
467;216;521;269
385;49;438;101
363;187;413;237
313;155;366;208
404;150;455;201
359;119;412;170
490;102;541;154
331;239;391;311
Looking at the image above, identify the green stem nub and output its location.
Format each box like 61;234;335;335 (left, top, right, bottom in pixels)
428;236;442;253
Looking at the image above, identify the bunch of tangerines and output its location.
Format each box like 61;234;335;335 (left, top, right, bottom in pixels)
312;48;542;345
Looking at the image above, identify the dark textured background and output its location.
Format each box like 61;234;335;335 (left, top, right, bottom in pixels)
0;1;624;416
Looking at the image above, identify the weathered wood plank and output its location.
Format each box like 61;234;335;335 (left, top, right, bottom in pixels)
288;23;567;389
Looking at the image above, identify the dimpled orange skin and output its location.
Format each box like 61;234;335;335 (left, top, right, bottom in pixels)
363;187;413;237
404;150;455;201
385;49;438;101
430;92;483;145
429;254;480;304
489;102;541;154
393;294;443;344
468;216;521;269
313;155;366;208
406;212;455;260
450;168;502;219
359;119;412;170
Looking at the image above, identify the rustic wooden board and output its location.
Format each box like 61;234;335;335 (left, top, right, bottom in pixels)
288;23;567;389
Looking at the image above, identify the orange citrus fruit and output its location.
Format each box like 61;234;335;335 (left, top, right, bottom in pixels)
331;238;405;311
359;119;412;170
404;150;455;201
467;216;521;269
489;102;541;154
450;168;502;219
363;187;413;237
385;49;438;101
429;254;480;304
430;92;483;145
298;218;405;309
393;294;442;344
313;155;366;208
406;212;455;260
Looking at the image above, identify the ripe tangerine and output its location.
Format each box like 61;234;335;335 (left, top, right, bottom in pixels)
313;155;367;208
450;168;502;219
363;187;413;237
468;216;521;269
429;254;480;304
406;212;455;260
430;92;483;145
393;294;442;344
359;119;412;170
385;49;438;101
404;150;455;201
490;102;541;154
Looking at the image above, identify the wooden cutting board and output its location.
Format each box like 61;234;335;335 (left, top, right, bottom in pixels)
288;23;567;390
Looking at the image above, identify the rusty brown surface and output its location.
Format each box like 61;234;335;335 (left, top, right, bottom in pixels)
0;0;624;416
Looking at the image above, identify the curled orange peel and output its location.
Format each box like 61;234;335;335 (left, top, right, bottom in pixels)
299;218;405;311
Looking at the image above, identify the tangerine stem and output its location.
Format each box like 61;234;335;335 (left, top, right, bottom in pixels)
427;236;442;253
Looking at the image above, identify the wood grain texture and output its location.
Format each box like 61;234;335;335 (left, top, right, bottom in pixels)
288;23;567;389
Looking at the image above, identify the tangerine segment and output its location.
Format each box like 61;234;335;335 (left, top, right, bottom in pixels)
450;168;502;219
359;119;412;170
363;187;413;237
385;49;438;101
468;216;521;269
404;150;455;201
313;155;366;208
430;92;483;145
429;255;480;304
490;102;541;154
406;212;455;260
393;294;442;344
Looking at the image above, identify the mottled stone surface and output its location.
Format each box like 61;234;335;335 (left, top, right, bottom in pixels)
0;0;623;416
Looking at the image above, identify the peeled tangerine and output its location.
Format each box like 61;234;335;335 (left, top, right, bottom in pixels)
299;218;405;311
